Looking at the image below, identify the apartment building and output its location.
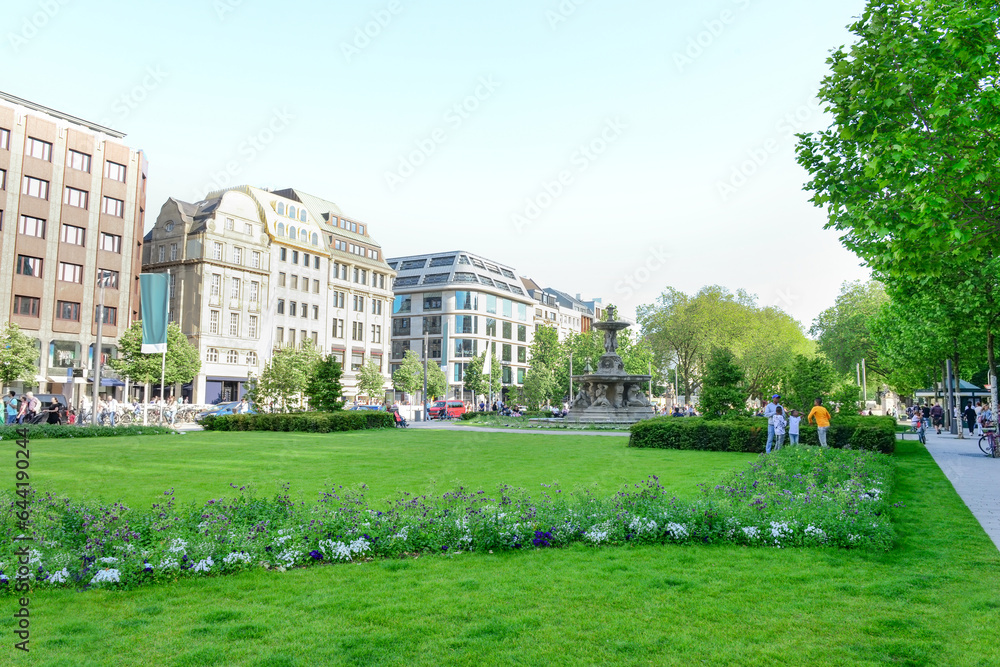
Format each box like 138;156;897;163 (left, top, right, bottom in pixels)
386;250;534;402
0;91;147;397
144;185;394;404
522;278;598;340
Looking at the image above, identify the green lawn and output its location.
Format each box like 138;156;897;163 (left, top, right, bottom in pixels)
6;433;1000;665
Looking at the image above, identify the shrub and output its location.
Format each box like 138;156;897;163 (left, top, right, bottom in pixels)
629;416;895;454
0;424;173;439
202;411;394;433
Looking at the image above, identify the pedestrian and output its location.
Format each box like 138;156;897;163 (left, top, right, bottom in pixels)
237;397;249;414
930;402;944;435
808;397;832;447
23;392;40;423
769;405;787;453
45;398;61;425
763;394;784;452
788;409;801;445
166;396;178;424
3;390;18;425
974;400;984;436
964;401;977;436
107;394;119;426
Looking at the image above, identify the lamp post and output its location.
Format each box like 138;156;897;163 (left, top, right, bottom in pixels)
91;269;110;425
422;331;428;422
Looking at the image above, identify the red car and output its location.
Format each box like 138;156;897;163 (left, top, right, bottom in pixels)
428;400;466;420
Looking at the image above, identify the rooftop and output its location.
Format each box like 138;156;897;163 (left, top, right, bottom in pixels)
0;90;125;139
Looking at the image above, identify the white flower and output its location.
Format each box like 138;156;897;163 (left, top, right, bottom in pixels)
99;557;118;564
628;516;658;535
91;568;121;584
665;522;689;539
804;525;826;541
584;522;611;544
276;549;300;566
159;558;179;570
191;557;213;573
27;549;42;565
46;568;71;584
742;526;760;540
223;551;251;565
317;538;370;562
167;538;188;553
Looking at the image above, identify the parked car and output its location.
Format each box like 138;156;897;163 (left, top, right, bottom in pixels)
428;400;466;420
349;404;383;411
195;401;256;423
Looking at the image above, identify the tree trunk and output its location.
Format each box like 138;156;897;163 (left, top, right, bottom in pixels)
954;347;963;439
989;330;998;422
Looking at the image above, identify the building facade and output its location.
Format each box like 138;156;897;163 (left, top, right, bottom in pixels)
386;251;534;402
0;91;147;400
144;185;394;404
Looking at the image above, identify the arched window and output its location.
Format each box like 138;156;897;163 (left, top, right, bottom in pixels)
247;351;258;366
288;206;297;219
226;350;239;363
289;226;297;239
276;202;285;215
311;233;318;245
277;222;285;237
299;229;307;242
207;348;219;362
299;209;306;222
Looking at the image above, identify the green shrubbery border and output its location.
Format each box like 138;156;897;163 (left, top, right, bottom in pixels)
0;424;173;439
628;416;896;454
201;411;395;432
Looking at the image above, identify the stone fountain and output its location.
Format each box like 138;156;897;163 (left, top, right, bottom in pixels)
567;319;655;423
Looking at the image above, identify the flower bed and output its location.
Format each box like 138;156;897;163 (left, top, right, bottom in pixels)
0;448;896;592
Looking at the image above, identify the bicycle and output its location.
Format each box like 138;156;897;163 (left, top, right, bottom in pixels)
978;423;998;457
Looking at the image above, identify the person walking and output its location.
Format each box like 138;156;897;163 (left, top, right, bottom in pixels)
768;406;787;453
788;409;802;445
107;394;119;426
974;400;984;436
763;394;784;452
3;391;18;425
964;401;977;436
808;397;832;447
930;402;944;435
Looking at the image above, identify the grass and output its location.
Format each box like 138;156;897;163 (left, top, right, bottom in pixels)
7;434;1000;665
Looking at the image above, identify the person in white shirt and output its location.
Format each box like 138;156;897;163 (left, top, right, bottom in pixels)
768;405;787;453
788;410;802;445
763;394;784;452
107;395;119;426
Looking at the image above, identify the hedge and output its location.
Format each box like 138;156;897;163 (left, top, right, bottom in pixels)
628;416;896;454
0;424;174;439
201;411;395;432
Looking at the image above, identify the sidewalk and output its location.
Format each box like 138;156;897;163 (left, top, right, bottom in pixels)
920;427;1000;551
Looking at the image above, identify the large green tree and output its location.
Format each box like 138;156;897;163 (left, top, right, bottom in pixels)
356;359;387;403
796;0;1000;407
303;354;345;412
110;321;201;387
783;354;837;416
462;353;502;401
698;348;747;420
251;342;320;412
0;323;38;387
392;350;424;398
809;281;889;379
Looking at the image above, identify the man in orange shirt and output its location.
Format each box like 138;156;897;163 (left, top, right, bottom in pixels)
807;397;832;447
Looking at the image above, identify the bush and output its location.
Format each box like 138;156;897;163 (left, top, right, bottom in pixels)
460;411;490;421
629;416;895;454
0;424;173;439
202;410;394;433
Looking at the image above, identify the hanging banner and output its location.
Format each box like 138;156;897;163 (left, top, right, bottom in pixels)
139;273;169;353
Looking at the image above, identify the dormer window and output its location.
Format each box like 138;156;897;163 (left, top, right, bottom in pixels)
299;229;307;243
277;202;285;215
289;206;297;219
277;222;285;236
289;226;296;239
311;233;318;245
299;210;306;222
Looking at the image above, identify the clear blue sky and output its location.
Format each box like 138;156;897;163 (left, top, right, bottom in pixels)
2;0;871;327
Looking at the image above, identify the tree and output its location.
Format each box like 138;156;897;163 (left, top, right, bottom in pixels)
784;354;836;416
530;326;562;369
303;354;345;412
462;353;501;401
356;359;386;403
110;321;201;387
251;342;320;412
392;350;423;398
522;364;556;410
830;383;862;416
0;323;38;386
426;362;447;400
796;0;1000;407
698;348;747;420
809;281;889;379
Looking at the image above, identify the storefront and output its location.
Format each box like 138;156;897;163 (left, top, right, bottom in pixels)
204;376;248;404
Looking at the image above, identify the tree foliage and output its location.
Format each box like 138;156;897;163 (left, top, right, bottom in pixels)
698;348;747;420
303;354;345;412
784;354;836;416
110;321;201;386
392;350;424;397
0;323;38;386
522;364;556;410
462;353;501;400
810;281;889;379
356;360;386;403
251;343;320;412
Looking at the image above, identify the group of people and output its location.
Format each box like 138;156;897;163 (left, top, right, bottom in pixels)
763;394;832;453
2;391;63;425
908;400;994;436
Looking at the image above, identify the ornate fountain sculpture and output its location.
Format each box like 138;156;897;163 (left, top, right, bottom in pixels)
568;316;655;423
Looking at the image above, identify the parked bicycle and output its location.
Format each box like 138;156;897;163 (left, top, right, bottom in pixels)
978;422;999;457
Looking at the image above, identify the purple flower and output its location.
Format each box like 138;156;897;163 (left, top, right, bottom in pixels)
441;546;449;552
309;550;323;560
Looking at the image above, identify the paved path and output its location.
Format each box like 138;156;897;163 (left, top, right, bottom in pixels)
405;421;629;437
920;428;1000;551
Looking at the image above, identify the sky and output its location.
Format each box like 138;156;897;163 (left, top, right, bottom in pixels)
2;0;872;329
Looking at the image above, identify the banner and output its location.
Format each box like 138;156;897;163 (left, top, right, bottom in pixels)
139;273;169;353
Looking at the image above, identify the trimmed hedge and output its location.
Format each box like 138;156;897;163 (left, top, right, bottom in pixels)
201;410;395;432
0;424;174;439
460;410;552;421
628;416;896;454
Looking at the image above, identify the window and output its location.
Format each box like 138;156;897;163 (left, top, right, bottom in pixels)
502;322;512;339
393;318;411;337
301;279;309;293
99;232;121;252
225;217;234;231
22;176;49;199
168;273;176;299
16;255;43;278
393;295;411;314
13;296;40;317
303;253;310;267
207;348;219;363
248;351;258;366
333;318;344;338
230;277;241;300
290;275;298;290
503;299;513;318
249;315;258;338
518;325;527;342
19;215;46;238
301;303;308;318
486;294;497;314
277;299;285;315
277;202;285;215
289;301;297;317
352;322;364;341
518;303;528;321
292;250;299;264
170;243;178;261
244;222;253;235
210;274;221;299
289;206;297;220
27;137;52;161
233;247;243;264
280;247;287;262
229;313;239;336
351;352;364;371
102;196;124;217
209;310;219;334
251;251;260;268
157;246;165;262
96;306;117;325
313;279;319;294
371;324;382;343
0;128;8;150
226;349;239;363
212;242;223;260
312;305;319;320
455;315;477;334
249;281;259;303
502;344;512;362
278;272;286;287
486;318;497;336
314;256;320;270
370;299;381;315
56;301;80;321
517;367;526;384
58;262;83;283
353;295;365;312
68;149;91;172
331;291;344;308
423;292;442;311
63;186;88;209
104;161;126;182
518;346;528;363
456;291;478;310
454;339;477;359
0;168;5;189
